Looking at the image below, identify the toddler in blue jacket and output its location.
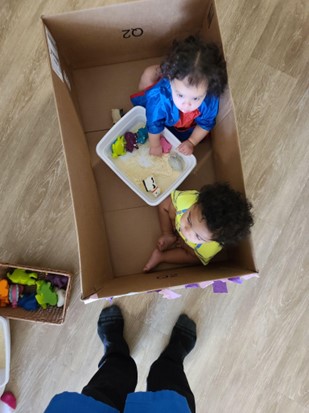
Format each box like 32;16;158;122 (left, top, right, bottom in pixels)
131;35;227;156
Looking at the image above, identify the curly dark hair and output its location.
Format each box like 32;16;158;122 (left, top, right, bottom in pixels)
160;35;227;96
197;183;254;245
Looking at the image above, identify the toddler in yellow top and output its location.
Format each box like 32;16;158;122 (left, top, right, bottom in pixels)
144;183;254;272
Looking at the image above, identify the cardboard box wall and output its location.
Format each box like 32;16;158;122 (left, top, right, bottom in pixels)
42;0;257;302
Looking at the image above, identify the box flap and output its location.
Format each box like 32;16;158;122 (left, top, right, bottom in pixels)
92;261;257;299
42;25;114;297
42;0;211;69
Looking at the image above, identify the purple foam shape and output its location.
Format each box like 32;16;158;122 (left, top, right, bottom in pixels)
228;277;243;284
185;283;199;289
212;280;228;293
46;274;68;289
124;132;137;152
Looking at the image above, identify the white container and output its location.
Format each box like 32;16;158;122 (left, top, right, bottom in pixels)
96;106;197;206
0;317;10;397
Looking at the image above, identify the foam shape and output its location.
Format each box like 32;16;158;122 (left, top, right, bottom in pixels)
8;285;24;309
0;391;16;410
124;132;138;152
160;135;172;153
111;135;126;158
18;293;39;311
7;269;37;286
46;274;68;289
136;127;148;144
0;280;9;307
55;288;65;307
212;280;228;293
228;277;243;284
35;281;57;309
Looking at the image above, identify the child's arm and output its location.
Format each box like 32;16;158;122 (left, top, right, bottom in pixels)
149;132;163;156
177;125;209;155
158;196;175;236
143;246;200;272
138;65;161;90
157;196;177;250
162;247;200;264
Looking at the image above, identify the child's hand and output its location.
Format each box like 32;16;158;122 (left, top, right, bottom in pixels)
157;234;177;251
149;145;163;156
149;133;162;156
177;140;194;156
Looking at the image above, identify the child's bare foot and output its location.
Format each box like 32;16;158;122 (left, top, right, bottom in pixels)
157;234;177;251
143;248;163;272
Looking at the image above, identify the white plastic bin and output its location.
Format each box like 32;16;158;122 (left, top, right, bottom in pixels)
96;106;197;206
0;317;10;397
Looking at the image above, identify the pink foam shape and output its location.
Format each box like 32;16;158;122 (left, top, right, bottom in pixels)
160;136;172;153
1;392;17;409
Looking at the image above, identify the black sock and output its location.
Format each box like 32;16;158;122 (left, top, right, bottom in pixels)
161;314;197;363
97;305;130;359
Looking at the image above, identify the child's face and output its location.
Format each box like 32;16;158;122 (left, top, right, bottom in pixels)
170;77;207;113
180;204;213;244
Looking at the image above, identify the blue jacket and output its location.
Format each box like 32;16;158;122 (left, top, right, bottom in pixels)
130;77;219;136
45;390;191;413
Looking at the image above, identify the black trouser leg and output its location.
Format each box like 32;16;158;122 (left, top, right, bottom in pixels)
82;352;138;412
146;353;196;413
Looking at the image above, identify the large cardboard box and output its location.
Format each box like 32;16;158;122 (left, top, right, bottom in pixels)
42;0;257;302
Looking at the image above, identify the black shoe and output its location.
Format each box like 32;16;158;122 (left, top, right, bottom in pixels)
97;305;129;358
162;314;197;362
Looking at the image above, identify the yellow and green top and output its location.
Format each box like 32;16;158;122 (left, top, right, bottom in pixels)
171;190;222;265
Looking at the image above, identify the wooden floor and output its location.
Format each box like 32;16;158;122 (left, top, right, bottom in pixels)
0;0;308;412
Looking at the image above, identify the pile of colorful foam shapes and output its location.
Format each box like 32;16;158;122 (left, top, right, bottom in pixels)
111;127;172;158
0;269;68;311
111;127;148;158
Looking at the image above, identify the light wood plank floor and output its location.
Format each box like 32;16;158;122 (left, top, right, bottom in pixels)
0;0;308;412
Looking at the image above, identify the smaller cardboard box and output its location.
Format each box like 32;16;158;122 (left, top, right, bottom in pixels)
0;262;71;325
96;106;197;206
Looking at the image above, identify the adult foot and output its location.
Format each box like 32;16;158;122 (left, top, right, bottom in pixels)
143;248;163;272
162;314;197;362
97;305;129;356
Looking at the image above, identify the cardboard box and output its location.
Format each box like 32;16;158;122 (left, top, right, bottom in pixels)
96;106;197;206
42;0;257;302
0;263;71;324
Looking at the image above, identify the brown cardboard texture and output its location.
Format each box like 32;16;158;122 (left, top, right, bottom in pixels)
42;0;257;301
